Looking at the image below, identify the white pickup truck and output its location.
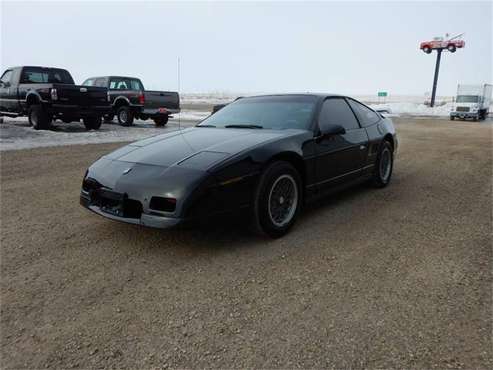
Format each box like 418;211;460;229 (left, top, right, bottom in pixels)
450;84;492;121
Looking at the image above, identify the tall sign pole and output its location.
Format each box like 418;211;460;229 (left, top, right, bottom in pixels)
430;49;442;107
419;34;465;107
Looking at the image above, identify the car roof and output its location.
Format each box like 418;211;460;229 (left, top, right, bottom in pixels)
85;76;141;80
11;66;69;70
238;93;346;100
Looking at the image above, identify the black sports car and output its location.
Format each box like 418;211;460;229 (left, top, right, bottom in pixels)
81;94;397;237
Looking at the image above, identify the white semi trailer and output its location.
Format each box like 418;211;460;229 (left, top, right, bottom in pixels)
450;84;492;121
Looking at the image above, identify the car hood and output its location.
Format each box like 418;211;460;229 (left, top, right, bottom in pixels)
104;127;300;169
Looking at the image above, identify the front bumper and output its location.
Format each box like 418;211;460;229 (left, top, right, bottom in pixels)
80;193;182;229
141;108;180;116
50;104;112;117
450;111;478;119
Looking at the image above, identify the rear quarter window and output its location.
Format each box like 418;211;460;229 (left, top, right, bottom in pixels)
347;99;381;127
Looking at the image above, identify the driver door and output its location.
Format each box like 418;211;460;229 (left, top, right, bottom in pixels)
314;98;369;189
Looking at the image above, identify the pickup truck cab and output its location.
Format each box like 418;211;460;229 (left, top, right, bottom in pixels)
82;76;180;127
0;66;110;130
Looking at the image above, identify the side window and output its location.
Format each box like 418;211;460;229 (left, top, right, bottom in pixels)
83;79;95;86
347;99;381;127
110;78;128;90
319;98;360;131
94;78;107;87
0;70;13;84
21;70;47;83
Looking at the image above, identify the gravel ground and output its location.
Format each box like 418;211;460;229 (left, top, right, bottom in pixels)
1;118;492;369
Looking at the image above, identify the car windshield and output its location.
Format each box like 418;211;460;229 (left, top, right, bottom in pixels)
20;67;74;84
456;95;479;103
197;95;318;130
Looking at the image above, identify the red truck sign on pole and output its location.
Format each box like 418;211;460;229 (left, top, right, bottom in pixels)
420;34;465;107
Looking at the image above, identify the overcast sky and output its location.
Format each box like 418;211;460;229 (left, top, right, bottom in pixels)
1;1;491;96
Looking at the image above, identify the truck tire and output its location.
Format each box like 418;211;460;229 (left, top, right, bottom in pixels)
450;116;455;121
153;115;169;127
28;105;51;130
117;106;134;126
83;116;102;130
447;44;456;53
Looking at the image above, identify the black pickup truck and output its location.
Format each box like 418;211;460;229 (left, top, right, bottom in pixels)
0;66;110;130
82;76;180;126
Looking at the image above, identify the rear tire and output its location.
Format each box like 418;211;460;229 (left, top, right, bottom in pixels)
253;161;302;238
117;106;134;126
83;116;102;130
28;105;51;130
447;44;456;53
153;115;169;127
450;116;455;121
371;141;393;188
423;46;432;54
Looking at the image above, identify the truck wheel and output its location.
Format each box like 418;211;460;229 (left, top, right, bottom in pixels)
117;106;134;126
450;116;455;121
447;44;456;53
423;46;432;54
153;115;168;127
103;114;114;123
83;116;102;130
29;105;51;130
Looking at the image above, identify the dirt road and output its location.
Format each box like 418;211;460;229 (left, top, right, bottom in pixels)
1;118;491;369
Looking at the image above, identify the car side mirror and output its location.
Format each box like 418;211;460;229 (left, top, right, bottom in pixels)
319;123;346;137
0;81;9;88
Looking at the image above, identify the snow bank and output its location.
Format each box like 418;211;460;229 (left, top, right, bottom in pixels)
369;102;454;117
0;111;209;151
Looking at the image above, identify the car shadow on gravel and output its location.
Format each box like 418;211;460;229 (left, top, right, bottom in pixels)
84;181;380;259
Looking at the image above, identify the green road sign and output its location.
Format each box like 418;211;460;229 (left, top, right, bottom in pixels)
378;91;388;97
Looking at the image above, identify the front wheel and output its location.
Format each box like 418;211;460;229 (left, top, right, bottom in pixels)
423;46;432;54
153;115;169;127
447;44;456;53
371;141;394;188
253;161;302;238
117;106;134;126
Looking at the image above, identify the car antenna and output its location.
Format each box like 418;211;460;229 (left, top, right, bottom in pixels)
177;56;181;132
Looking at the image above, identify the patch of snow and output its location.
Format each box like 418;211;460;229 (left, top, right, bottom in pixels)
0;111;209;151
369;102;454;117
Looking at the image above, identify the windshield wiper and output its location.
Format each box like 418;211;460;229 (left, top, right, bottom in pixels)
197;124;216;127
224;124;263;129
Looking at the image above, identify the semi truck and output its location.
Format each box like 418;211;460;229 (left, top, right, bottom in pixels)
450;84;492;121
